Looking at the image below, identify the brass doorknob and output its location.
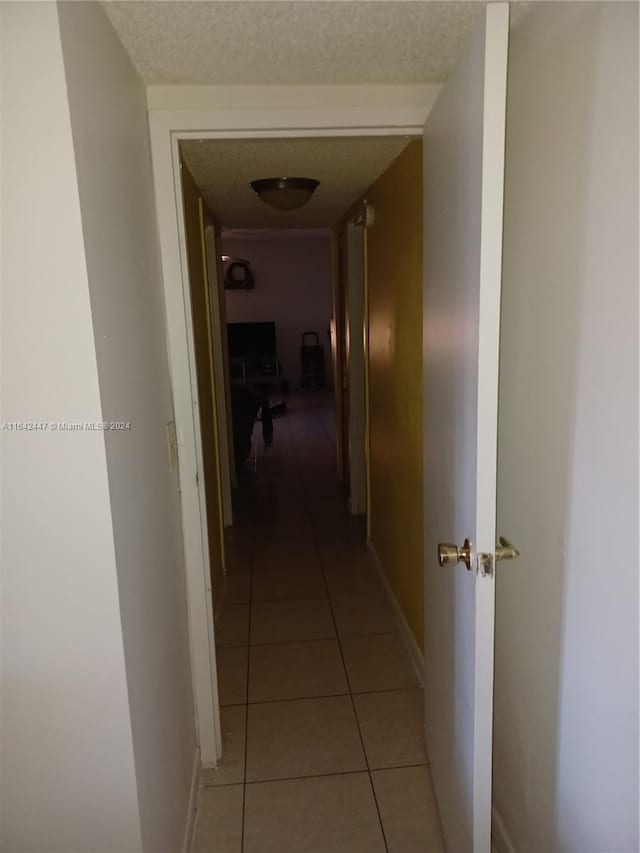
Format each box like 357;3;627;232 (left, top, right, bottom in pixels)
438;538;472;571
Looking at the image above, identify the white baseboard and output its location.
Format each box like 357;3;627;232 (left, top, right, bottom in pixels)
492;806;516;853
367;542;425;687
181;748;201;853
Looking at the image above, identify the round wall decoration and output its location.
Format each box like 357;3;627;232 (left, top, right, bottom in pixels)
224;261;255;290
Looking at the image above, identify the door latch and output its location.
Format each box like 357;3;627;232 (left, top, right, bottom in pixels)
477;536;520;577
439;536;520;577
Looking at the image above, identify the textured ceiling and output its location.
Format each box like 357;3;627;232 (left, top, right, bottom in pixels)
180;136;415;228
104;1;485;85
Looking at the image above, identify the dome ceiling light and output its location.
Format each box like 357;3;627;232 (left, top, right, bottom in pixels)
249;177;320;211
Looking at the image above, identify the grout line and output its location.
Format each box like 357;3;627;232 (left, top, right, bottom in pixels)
249;593;330;605
249;588;384;603
202;762;430;790
245;629;396;648
285;406;390;853
239;462;256;853
329;601;391;853
245;629;395;649
223;397;408;850
225;683;423;708
246;691;351;706
219;634;341;651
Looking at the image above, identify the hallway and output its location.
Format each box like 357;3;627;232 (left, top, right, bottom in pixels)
192;394;444;852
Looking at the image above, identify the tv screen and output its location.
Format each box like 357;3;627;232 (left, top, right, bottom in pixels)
227;321;277;359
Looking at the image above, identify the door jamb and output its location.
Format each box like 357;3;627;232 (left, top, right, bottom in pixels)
363;221;372;541
330;231;345;480
346;214;368;517
204;223;234;528
148;111;424;766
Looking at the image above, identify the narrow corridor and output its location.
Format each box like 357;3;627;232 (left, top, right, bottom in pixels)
192;394;444;853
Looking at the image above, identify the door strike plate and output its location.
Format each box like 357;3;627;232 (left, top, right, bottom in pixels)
477;552;494;577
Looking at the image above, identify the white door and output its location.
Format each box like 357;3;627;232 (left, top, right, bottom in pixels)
422;5;509;852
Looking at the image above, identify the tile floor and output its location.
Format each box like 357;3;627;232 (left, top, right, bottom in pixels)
192;393;445;853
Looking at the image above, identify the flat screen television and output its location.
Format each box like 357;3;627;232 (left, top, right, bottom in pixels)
227;321;277;360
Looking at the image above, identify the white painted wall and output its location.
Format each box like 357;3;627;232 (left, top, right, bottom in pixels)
146;82;441;116
223;230;333;390
0;4;141;851
57;3;197;851
494;4;639;851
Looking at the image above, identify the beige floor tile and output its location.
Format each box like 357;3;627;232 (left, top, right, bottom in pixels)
250;597;335;645
224;553;252;574
324;561;383;597
253;514;310;531
313;521;363;539
354;689;427;769
330;592;396;637
341;633;419;693
192;785;243;853
201;706;246;786
253;508;309;526
243;773;387;853
253;526;314;547
371;766;445;853
224;537;252;574
246;695;366;782
253;540;315;559
248;639;348;703
253;547;320;570
217;646;248;706
319;543;371;564
223;572;251;605
225;532;253;552
216;604;250;648
251;565;326;601
314;526;367;547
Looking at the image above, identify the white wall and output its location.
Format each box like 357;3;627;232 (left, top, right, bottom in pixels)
222;230;333;390
494;4;639;851
146;82;441;117
1;3;197;851
0;3;141;851
57;3;197;851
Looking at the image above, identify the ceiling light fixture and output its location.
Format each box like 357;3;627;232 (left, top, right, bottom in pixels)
249;177;320;211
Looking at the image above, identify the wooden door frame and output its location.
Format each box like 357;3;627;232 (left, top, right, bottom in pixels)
148;103;429;767
346;214;368;517
335;229;350;484
203;221;234;527
330;232;345;479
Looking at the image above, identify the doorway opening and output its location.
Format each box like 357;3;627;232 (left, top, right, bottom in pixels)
174;130;435;844
176;137;440;850
173;130;434;846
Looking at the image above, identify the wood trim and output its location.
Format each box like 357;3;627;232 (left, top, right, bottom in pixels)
197;198;226;576
181;159;225;608
363;225;371;540
330;231;344;479
213;226;238;493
